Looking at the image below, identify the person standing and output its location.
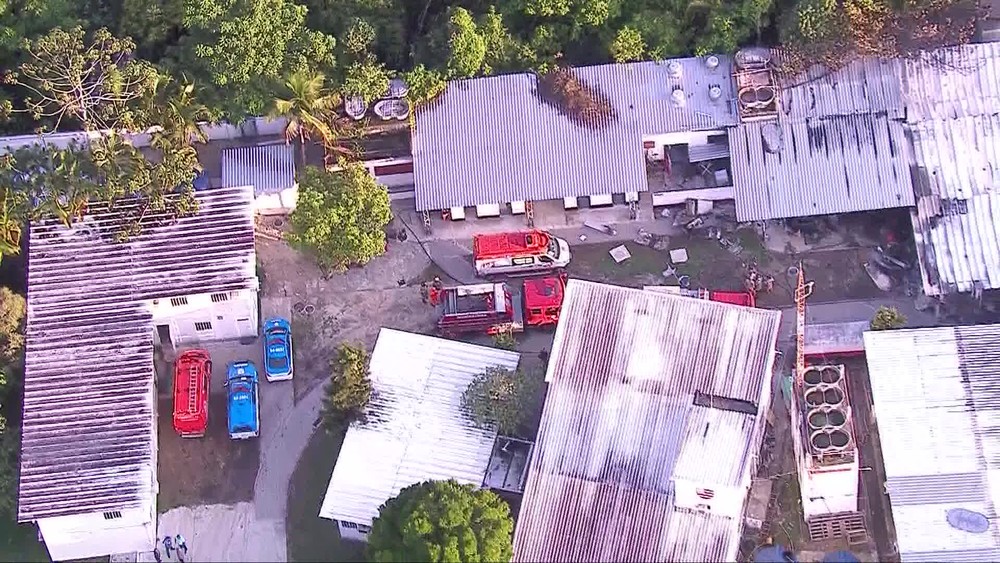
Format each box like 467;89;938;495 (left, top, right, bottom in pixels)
153;538;163;563
162;535;174;559
419;282;429;304
175;534;188;562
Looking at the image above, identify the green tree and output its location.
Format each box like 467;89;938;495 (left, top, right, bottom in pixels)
610;26;645;62
870;305;906;331
177;0;336;118
320;343;372;430
403;64;447;106
0;286;25;527
344;16;376;54
343;58;391;103
269;70;339;169
368;480;514;563
12;26;158;131
287;164;391;273
445;7;487;79
461;366;541;436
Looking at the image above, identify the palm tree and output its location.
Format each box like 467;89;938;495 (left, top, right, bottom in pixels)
270;70;340;172
145;74;211;147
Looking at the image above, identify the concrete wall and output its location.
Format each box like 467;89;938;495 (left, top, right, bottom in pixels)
336;519;372;542
38;504;156;561
150;288;259;346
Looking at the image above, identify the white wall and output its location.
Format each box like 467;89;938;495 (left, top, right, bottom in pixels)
801;460;861;519
672;480;747;518
254;186;299;215
38;505;155;561
337;519;372;543
150;288;259;346
643;130;725;161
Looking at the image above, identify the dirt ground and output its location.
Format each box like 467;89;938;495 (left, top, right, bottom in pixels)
255;235;439;400
567;229;883;308
156;392;260;511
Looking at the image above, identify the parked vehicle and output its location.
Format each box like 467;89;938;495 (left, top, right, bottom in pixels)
473;230;572;277
437;274;567;337
172;349;212;438
225;361;260;440
263;317;294;382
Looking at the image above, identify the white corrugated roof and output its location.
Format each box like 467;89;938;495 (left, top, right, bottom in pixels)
318;328;521;524
412;56;738;211
220;143;296;196
864;324;1000;562
19;186;258;521
512;281;781;563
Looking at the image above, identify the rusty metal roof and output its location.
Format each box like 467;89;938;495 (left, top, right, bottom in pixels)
412;56;738;211
512;281;781;562
18;185;258;521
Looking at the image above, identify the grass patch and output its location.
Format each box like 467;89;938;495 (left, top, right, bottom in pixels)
735;228;770;265
287;425;365;563
0;523;48;562
770;473;805;550
568;242;667;286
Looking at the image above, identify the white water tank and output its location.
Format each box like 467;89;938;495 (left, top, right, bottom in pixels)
709;85;723;101
671;88;686;107
706;55;720;70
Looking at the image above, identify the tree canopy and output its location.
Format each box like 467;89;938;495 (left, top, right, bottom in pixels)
462;366;542;437
320;343;373;430
287;163;391;273
368;479;514;563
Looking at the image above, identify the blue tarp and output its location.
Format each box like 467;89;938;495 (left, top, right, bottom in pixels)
754;545;797;563
193;170;211;191
822;551;860;563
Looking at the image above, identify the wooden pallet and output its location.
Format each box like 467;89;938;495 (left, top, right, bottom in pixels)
807;512;868;544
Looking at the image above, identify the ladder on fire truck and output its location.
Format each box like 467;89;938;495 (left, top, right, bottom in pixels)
186;363;199;413
794;263;814;385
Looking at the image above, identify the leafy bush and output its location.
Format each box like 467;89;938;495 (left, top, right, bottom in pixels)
369;480;513;563
870;305;906;331
320;343;372;430
462;366;541;436
287;164;392;273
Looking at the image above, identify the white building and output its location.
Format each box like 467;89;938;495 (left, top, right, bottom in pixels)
18;185;260;561
865;324;1000;562
318;328;520;542
512;282;782;562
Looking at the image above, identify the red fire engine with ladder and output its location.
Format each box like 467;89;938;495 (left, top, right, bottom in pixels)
173;349;212;438
437;274;567;337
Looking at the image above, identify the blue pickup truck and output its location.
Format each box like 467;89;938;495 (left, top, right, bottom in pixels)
225;361;260;440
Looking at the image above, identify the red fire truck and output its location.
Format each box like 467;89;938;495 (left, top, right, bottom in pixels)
647;286;757;308
173;349;212;438
473;230;572;277
437;274;566;336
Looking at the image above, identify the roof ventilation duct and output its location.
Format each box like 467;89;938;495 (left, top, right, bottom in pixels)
671;88;686;107
705;55;720;70
708;85;723;101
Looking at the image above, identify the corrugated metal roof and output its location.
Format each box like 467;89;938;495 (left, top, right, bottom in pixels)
908;112;1000;296
220;143;296;196
318;328;520;525
512;281;781;562
730;114;914;221
863;324;1000;562
19;185;258;521
412;56;738;211
732;43;1000;224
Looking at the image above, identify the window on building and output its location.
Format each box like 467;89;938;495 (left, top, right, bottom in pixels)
358;524;372;534
211;292;229;303
195;321;212;332
341;521;358;529
170;297;189;307
103;511;123;520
